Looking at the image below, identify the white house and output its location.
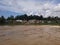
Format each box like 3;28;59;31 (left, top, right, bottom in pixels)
16;20;23;23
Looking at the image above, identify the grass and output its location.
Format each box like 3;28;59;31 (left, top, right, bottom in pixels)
0;22;60;26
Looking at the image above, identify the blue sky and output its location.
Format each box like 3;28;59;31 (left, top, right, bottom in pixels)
0;10;23;18
0;0;60;17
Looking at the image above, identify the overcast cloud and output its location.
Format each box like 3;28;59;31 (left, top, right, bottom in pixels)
0;0;60;17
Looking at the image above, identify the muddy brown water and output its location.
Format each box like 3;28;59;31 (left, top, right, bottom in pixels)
0;25;60;45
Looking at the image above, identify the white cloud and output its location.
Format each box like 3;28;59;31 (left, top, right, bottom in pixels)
0;0;60;17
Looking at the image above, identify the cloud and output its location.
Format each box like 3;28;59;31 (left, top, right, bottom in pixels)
0;0;60;17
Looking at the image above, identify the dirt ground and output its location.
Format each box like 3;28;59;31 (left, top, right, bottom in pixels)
0;25;60;45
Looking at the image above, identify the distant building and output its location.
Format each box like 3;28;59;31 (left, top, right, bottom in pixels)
47;21;51;23
28;19;40;24
40;20;45;23
16;20;23;23
15;19;52;24
28;20;36;23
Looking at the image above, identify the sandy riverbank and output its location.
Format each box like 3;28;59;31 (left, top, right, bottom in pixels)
0;25;60;45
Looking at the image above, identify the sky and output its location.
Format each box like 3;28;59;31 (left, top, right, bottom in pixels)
0;0;60;17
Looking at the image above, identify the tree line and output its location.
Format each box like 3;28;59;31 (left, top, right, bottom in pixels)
0;14;60;25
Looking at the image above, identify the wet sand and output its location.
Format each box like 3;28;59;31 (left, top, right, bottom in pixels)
0;25;60;45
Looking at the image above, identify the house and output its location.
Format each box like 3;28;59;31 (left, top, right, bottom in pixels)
47;21;51;23
16;20;23;23
28;20;36;23
28;19;40;24
39;20;45;23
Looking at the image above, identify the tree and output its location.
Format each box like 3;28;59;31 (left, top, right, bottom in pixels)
47;16;51;20
15;14;28;21
0;16;6;25
54;16;59;23
7;15;14;20
39;15;43;20
7;15;15;24
22;14;28;20
55;16;59;20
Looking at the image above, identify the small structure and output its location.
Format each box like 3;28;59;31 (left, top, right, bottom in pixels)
28;19;40;24
40;20;45;23
16;20;23;23
28;20;36;23
47;21;51;23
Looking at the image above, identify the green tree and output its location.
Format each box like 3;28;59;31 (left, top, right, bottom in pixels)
7;15;14;20
0;16;6;25
7;15;14;24
39;15;43;20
